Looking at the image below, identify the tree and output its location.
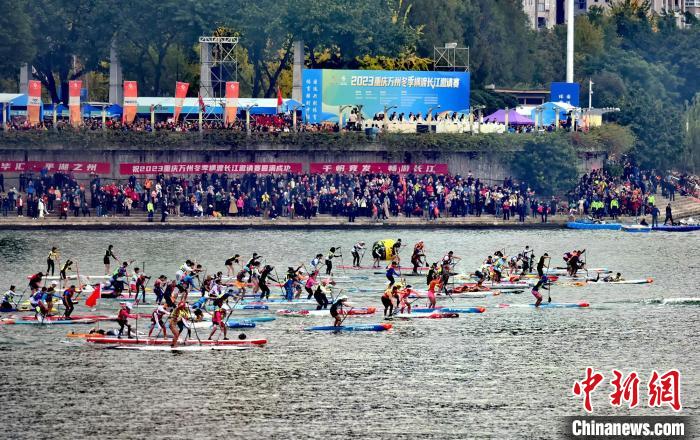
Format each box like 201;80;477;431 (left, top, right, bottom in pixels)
0;1;34;77
683;94;700;173
28;0;115;103
511;135;581;195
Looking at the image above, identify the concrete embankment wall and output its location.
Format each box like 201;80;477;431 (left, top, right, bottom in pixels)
0;141;604;184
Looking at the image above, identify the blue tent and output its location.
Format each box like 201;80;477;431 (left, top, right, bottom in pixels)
531;101;575;126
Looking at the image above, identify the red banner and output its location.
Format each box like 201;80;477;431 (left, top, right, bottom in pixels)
173;81;189;121
69;80;82;127
119;162;303;175
122;81;137;124
27;80;42;125
0;160;110;174
309;163;449;174
225;81;239;125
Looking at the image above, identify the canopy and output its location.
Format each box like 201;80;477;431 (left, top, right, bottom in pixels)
483;109;534;126
135;97;301;118
532;101;576;126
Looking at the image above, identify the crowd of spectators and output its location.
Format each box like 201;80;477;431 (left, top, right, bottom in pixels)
0;169;561;223
2;161;695;223
1;114;341;134
565;159;699;219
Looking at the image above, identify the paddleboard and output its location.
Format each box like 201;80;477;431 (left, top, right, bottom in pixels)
86;337;267;346
113;345;251;352
304;324;392;332
498;302;589;309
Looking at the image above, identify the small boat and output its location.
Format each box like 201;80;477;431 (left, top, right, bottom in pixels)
304;324;392;332
567;221;622;230
621;225;652;233
652;225;700;232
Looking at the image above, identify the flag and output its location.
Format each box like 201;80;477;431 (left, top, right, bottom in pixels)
27;80;41;125
198;94;206;113
85;284;100;308
122;81;138;124
224;81;239;125
276;86;283;113
173;81;189;121
69;80;82;127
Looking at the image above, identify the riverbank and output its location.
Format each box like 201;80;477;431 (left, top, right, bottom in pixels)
0;214;569;230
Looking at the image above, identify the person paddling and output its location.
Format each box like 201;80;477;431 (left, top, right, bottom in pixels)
1;286;16;312
427;278;442;309
531;275;550;307
103;245;118;275
330;295;351;327
351;242;366;268
325;247;341;276
149;304;169;338
116;302;134;338
536;253;550;277
208;304;228;340
62;285;77;319
258;265;277;300
224;254;241;277
386;261;401;288
411;241;426;274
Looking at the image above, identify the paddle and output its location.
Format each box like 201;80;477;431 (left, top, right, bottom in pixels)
337;306;354;326
545;258;552;303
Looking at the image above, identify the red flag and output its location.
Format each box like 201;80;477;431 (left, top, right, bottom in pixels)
224;82;239;125
122;81;138;124
276;86;283;112
173;82;189;121
27;80;42;125
85;284;100;308
198;94;206;113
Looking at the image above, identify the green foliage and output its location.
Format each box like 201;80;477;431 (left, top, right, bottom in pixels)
511;135;581;196
683;94;700;173
0;1;34;77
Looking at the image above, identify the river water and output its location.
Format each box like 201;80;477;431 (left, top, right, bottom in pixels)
0;229;698;439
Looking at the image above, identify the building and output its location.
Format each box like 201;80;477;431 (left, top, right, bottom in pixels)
522;0;696;29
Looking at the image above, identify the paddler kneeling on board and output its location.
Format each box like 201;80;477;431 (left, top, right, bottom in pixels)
531;275;550;307
1;286;17;312
330;295;351;327
117;302;134;338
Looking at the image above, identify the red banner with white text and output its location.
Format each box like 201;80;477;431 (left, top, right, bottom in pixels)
0;160;110;174
122;81;138;123
173;82;189;121
69;80;82;127
27;80;42;125
225;81;239;125
119;162;303;175
310;163;449;174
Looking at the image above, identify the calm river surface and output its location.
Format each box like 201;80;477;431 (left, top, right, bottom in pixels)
0;228;698;439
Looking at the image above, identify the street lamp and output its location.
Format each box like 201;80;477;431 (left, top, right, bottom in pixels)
383;105;397;132
244;104;258;135
291;104;305;132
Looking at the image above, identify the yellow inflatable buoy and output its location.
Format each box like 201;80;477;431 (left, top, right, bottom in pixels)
372;239;395;261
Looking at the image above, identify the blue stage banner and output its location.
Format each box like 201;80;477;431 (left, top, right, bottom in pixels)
550;82;580;107
302;69;470;124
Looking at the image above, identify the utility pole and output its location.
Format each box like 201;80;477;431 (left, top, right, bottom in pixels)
588;78;594;109
566;0;574;83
